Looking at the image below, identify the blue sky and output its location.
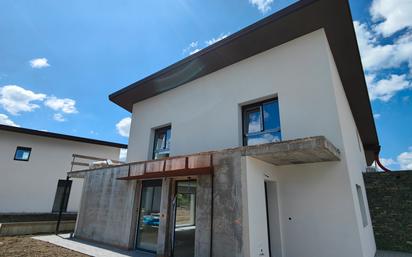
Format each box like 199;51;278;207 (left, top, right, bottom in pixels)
0;0;411;169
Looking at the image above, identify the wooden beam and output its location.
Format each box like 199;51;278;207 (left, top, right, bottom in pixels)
117;167;212;180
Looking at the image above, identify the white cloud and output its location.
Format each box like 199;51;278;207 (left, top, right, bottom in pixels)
397;148;412;170
380;158;397;167
249;0;273;13
44;96;78;114
373;113;381;119
183;33;231;56
366;74;412;101
53;113;66;122
29;58;50;69
0;113;19;127
183;41;201;55
190;48;201;55
353;21;396;71
370;0;412;37
116;117;131;137
205;33;230;46
354;21;412;73
0;85;46;115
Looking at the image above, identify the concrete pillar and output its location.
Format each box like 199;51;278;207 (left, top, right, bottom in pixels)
157;178;173;256
211;152;244;257
195;175;212;257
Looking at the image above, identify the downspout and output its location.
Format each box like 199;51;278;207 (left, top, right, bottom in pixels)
210;171;214;257
374;153;391;172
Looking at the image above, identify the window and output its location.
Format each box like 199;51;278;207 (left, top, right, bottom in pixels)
52;180;72;213
152;126;171;160
136;180;162;252
356;184;368;227
14;146;32;161
242;98;281;146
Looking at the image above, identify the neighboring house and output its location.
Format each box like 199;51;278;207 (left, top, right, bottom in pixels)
70;0;380;257
0;124;127;214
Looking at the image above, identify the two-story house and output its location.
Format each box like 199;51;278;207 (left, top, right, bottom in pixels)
70;0;379;256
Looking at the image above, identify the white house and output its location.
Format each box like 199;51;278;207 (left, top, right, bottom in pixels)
70;0;380;256
0;124;126;214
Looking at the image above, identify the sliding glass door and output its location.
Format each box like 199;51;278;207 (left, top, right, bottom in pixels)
173;180;197;257
136;180;162;253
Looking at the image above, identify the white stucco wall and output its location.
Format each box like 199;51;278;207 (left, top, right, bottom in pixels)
0;130;122;213
126;29;375;257
326;41;376;257
127;29;342;162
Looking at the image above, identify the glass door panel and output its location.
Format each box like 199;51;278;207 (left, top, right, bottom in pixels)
136;180;162;252
173;180;197;257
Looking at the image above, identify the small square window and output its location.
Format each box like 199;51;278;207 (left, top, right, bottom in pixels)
14;146;32;161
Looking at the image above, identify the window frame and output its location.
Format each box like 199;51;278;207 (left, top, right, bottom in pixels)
52;179;73;213
242;98;281;146
14;146;32;162
152;125;171;160
356;184;369;227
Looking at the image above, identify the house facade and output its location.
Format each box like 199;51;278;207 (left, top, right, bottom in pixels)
0;125;126;214
70;0;380;257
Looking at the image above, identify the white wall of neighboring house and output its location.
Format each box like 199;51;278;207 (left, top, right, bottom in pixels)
126;29;375;257
0;130;122;213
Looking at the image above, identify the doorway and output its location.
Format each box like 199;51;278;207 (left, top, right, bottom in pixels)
172;180;197;257
265;181;283;257
136;180;163;253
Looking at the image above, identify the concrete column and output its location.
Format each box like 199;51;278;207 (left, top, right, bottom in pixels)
195;175;212;257
211;151;244;257
157;177;172;257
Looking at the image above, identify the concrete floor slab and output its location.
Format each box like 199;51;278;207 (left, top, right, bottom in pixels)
32;234;412;257
376;250;412;257
32;234;153;257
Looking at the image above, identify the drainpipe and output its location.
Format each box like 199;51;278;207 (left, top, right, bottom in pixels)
374;153;391;172
55;175;71;234
210;172;214;257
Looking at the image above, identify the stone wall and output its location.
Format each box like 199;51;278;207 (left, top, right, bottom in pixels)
363;170;412;253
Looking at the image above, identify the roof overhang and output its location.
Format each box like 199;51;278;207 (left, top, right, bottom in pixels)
0;124;127;149
109;0;379;165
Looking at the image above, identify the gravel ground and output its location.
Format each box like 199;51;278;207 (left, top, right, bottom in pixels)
0;236;88;257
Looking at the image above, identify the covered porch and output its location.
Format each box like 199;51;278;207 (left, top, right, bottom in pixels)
68;136;340;257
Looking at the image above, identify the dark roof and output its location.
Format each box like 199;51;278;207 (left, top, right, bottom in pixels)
0;124;127;149
109;0;379;165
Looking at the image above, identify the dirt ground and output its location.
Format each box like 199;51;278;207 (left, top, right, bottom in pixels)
0;236;88;257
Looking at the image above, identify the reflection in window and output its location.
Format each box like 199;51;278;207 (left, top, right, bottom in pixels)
14;146;32;161
136;180;162;252
173;180;197;257
242;99;281;146
153;126;171;160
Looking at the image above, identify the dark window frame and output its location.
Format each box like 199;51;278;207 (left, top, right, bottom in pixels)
242;98;281;146
135;179;163;253
14;146;32;161
152;125;171;160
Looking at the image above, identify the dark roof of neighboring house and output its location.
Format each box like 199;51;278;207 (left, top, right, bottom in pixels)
108;0;379;164
0;124;128;149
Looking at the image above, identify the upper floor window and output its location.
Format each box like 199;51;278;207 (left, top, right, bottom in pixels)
14;146;32;161
242;98;281;146
153;126;171;160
